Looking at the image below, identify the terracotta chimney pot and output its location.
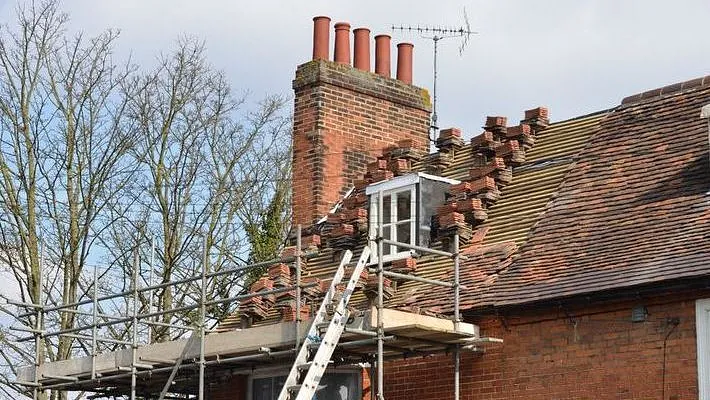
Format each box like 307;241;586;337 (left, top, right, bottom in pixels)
353;28;371;71
334;22;351;65
374;34;391;77
396;42;414;84
312;16;331;60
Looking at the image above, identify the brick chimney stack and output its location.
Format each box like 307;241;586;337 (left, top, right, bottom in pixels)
292;16;431;227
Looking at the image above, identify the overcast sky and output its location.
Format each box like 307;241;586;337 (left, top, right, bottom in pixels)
2;1;709;138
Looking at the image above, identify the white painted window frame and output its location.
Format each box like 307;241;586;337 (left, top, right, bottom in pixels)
368;184;416;264
365;173;460;264
698;298;710;400
248;367;362;400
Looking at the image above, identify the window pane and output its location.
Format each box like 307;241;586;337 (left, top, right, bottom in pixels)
315;373;361;399
369;194;378;235
382;195;391;224
419;226;432;248
252;377;273;400
420;179;451;247
396;222;411;250
396;190;411;222
274;376;286;394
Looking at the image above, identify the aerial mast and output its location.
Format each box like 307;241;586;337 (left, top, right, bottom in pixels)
392;9;477;142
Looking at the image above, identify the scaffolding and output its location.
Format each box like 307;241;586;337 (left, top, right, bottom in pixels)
9;223;492;399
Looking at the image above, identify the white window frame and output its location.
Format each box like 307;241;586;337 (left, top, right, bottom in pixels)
698;298;710;400
368;184;416;264
248;367;362;400
365;173;460;264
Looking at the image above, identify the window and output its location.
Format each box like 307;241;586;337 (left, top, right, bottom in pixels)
366;173;458;263
369;185;416;260
698;299;710;400
251;370;361;400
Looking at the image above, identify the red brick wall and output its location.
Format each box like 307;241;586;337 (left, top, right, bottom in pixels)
208;294;704;399
384;294;702;400
292;59;431;227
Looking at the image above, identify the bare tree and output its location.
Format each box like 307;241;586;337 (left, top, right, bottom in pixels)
40;22;137;368
0;1;138;398
101;38;292;342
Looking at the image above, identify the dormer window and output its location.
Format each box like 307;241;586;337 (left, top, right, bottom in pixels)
366;173;459;263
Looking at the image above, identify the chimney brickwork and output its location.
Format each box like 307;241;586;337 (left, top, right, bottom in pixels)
292;59;431;227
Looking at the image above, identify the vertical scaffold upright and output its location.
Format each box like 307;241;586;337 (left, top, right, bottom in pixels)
376;190;385;400
376;233;462;400
130;249;139;400
33;243;44;400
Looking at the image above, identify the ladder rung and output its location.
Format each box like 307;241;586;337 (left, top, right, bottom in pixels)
297;360;333;370
317;314;346;329
305;333;323;344
287;384;301;392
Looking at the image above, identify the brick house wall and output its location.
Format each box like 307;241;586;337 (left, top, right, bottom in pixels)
208;293;704;400
383;292;705;400
292;60;431;227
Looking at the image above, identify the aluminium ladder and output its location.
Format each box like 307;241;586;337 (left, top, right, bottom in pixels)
277;246;372;400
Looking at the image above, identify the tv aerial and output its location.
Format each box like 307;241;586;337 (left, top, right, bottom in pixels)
392;8;477;143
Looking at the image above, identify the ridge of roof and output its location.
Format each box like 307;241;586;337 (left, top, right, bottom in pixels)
620;74;710;105
549;108;612;125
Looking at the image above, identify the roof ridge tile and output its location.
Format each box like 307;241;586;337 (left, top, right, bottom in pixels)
620;74;710;105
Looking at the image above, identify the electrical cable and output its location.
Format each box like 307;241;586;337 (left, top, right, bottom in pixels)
661;317;680;400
